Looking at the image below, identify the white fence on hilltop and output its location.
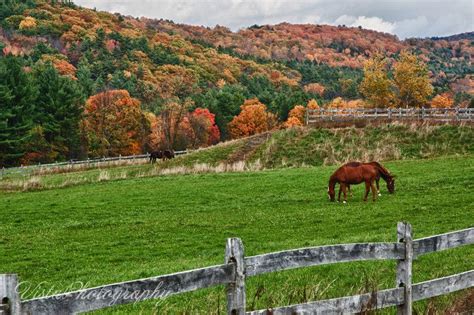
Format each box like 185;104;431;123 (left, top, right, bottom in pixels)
0;151;189;179
0;222;473;314
305;107;474;125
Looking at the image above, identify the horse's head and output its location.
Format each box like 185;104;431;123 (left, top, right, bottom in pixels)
386;176;396;194
328;186;336;202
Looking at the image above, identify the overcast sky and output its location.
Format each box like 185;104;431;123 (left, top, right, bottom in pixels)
75;0;473;39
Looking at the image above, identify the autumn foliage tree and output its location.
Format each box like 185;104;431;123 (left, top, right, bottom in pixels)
359;54;395;108
158;99;193;150
82;90;149;157
284;105;305;128
430;93;454;108
327;97;366;110
228;98;277;139
306;99;320;110
393;51;433;108
147;106;220;150
19;16;36;30
188;108;220;147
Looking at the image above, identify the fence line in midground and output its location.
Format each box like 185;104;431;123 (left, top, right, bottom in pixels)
305;107;474;125
0;222;473;314
0;150;189;179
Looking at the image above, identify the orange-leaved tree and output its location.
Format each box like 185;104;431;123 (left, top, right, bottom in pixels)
82;90;149;157
430;93;454;108
228;98;277;139
328;97;366;110
284;105;305;128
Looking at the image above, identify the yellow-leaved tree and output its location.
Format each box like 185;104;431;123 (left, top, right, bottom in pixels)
306;99;320;110
359;54;395;108
393;51;433;108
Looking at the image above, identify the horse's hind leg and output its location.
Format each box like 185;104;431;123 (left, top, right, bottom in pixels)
364;181;370;202
348;185;353;198
376;178;381;196
341;183;348;203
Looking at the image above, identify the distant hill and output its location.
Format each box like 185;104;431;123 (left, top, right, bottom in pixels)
0;1;471;100
430;32;474;41
0;0;472;166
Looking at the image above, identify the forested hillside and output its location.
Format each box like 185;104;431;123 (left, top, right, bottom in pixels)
0;0;472;167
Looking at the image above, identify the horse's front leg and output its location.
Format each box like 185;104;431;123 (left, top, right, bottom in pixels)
348;185;353;198
371;180;377;201
376;178;381;196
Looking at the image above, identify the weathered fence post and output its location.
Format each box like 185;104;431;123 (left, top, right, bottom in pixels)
305;108;309;125
421;107;425;120
396;222;413;315
0;274;20;315
225;238;245;315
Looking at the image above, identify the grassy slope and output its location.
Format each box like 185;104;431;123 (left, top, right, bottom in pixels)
1;124;472;192
0;156;473;313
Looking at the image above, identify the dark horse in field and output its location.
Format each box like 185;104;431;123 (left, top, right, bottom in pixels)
328;161;395;203
149;150;175;163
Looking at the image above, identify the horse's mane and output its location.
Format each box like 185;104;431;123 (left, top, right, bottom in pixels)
370;161;392;180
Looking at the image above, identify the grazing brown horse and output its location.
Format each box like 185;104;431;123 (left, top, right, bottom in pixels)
150;151;164;164
150;149;175;163
163;149;175;160
328;161;395;203
347;162;395;197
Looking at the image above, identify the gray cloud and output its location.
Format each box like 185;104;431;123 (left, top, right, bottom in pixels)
74;0;473;39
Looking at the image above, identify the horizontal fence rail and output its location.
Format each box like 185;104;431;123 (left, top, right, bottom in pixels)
413;227;474;257
248;271;474;314
306;107;474;125
248;287;405;314
21;264;233;314
0;150;189;179
412;270;474;301
1;223;472;314
245;242;405;277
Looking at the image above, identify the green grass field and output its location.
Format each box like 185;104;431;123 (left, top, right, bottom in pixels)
1;124;472;194
1;155;473;313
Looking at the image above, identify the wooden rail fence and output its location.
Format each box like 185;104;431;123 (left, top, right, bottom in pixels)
0;151;189;179
1;222;472;314
305;107;474;125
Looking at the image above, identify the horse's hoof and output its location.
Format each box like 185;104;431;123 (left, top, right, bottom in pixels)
378;193;382;197
343;201;347;204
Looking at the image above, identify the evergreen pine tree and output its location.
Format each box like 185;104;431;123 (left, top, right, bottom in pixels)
0;56;37;166
76;58;95;97
33;63;85;160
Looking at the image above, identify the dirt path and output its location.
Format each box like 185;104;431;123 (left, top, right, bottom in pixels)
226;132;272;164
